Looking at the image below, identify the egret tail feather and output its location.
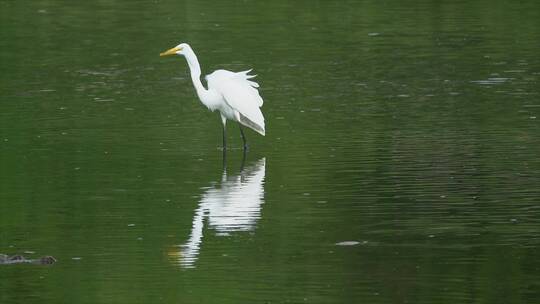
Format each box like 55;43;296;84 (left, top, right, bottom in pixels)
238;112;265;136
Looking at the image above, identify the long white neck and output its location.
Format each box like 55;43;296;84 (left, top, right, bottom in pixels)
183;48;207;99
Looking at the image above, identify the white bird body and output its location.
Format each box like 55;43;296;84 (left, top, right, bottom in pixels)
206;69;265;134
160;43;265;148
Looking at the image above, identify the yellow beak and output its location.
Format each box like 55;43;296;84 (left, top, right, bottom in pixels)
160;46;182;57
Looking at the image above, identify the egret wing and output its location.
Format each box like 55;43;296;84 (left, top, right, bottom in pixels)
207;70;265;135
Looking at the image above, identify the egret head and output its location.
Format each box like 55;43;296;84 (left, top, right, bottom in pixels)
160;43;190;57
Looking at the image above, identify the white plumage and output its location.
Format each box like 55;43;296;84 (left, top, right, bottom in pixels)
206;70;265;135
160;43;265;148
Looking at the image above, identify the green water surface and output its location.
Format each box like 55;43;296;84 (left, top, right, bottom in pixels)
1;1;540;303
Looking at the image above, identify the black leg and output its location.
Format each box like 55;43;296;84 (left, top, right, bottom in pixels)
240;147;247;172
222;124;227;170
239;148;247;182
222;148;227;172
222;123;227;150
239;125;248;150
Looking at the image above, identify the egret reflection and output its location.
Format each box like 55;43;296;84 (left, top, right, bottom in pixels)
170;158;266;268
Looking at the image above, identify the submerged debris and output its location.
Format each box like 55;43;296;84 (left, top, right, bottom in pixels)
335;241;360;246
0;254;56;265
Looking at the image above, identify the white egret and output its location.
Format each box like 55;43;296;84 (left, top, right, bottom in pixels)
160;43;265;149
